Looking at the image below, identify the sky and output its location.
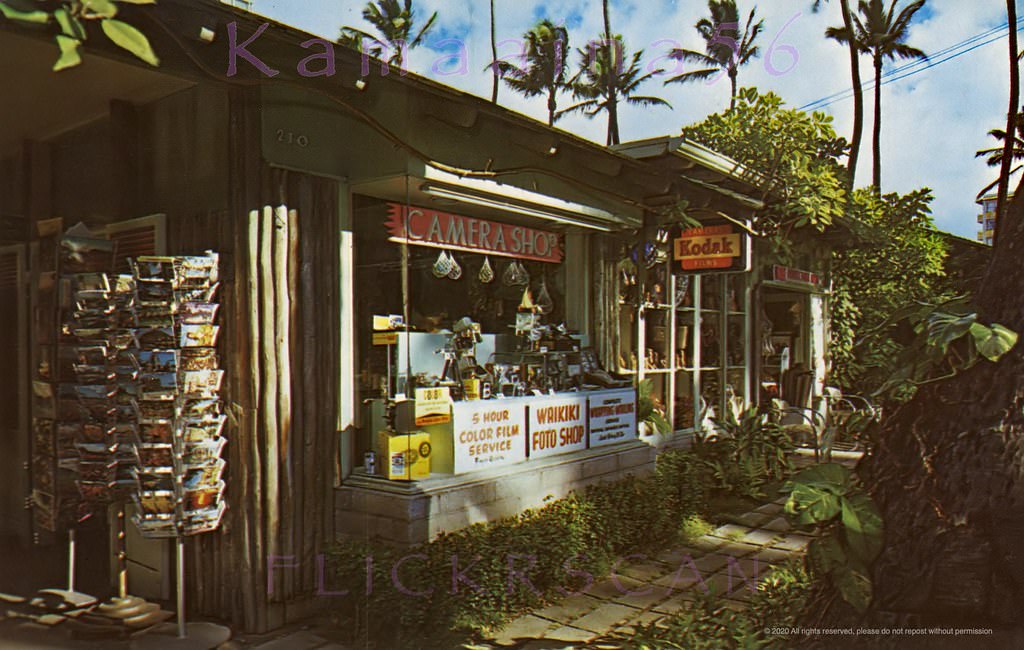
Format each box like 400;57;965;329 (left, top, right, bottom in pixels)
245;0;1017;240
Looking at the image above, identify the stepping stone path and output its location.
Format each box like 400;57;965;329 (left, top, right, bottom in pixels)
476;495;813;650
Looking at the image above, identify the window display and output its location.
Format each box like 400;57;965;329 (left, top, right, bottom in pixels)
354;197;636;480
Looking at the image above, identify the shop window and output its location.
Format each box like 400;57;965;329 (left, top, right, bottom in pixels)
615;251;750;433
349;196;628;480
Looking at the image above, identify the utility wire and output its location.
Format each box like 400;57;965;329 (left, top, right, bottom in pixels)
800;18;1024;112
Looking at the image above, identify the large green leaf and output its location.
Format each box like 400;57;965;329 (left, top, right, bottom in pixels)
969;322;1018;362
925;310;976;353
833;565;873;612
54;7;86;40
841;493;883;564
83;0;118;19
784;463;851;494
101;18;159;66
53;35;82;71
787;484;842;525
0;1;49;23
807;536;846;574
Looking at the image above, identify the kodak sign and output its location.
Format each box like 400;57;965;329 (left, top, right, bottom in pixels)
674;224;744;272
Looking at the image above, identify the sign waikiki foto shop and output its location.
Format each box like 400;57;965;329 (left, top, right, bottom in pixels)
385;203;563;264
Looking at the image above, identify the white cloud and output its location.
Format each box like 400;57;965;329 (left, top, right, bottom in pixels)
254;0;1018;239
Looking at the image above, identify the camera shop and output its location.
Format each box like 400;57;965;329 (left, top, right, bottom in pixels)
350;189;643;486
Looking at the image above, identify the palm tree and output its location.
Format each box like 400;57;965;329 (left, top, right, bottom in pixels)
662;0;765;110
493;20;571;126
490;0;498;103
813;0;866;189
828;0;927;192
561;36;671;145
601;0;619;149
976;113;1024;199
339;0;438;68
996;0;1020;246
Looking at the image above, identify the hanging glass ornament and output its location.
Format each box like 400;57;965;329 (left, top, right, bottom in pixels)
432;250;452;278
479;256;494;284
536;278;554;315
447;253;462;280
516;261;530;286
502;260;518;286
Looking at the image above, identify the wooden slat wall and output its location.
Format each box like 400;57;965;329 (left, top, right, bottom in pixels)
166;88;341;632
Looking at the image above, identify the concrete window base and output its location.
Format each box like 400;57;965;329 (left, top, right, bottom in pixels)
334;439;674;546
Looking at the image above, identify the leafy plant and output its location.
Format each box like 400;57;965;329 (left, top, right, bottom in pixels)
679;514;714;543
619;559;811;649
0;0;159;71
622;589;769;650
685;88;849;250
781;464;883;612
855;295;1018;401
637;378;671;435
829;187;960;396
695;406;794;499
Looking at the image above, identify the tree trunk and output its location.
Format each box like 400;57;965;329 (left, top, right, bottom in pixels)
872;55;882;193
805;183;1024;642
548;88;556;126
996;0;1019;247
603;0;619;146
490;0;498;103
730;71;738;111
840;0;865;188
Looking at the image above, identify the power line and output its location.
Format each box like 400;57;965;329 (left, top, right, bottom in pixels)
800;19;1024;112
800;20;1014;110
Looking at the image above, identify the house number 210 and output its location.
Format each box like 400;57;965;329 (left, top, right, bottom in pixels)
276;129;310;148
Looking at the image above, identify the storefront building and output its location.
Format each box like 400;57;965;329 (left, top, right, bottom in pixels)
0;0;833;634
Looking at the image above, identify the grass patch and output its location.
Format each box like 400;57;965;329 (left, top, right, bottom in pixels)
679;514;714;544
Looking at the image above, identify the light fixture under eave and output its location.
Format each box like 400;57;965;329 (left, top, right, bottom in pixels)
419;185;617;233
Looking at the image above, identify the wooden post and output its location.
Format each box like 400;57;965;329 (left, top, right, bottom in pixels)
259;206;280;615
244;208;264;632
273;205;293;600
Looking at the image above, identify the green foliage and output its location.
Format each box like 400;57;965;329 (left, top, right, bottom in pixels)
781;464;883;612
637;378;671;434
624;590;769;649
0;0;158;71
679;514;714;544
685;88;849;245
830;187;951;395
697;406;794;499
325;450;709;647
619;559;811;649
853;295;1018;401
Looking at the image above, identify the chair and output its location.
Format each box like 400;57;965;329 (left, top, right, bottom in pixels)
771;365;826;460
818;389;879;461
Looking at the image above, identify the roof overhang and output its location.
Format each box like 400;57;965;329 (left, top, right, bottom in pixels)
614;136;766;211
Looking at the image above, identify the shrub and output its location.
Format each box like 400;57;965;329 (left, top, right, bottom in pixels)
620;558;811;650
325;449;712;648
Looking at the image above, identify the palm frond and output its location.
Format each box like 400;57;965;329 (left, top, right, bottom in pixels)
663;67;720;85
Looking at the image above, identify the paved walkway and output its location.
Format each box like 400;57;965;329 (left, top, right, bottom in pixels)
471;496;806;650
0;500;804;650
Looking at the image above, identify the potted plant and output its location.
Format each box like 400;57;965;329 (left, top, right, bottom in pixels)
637;378;671;441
